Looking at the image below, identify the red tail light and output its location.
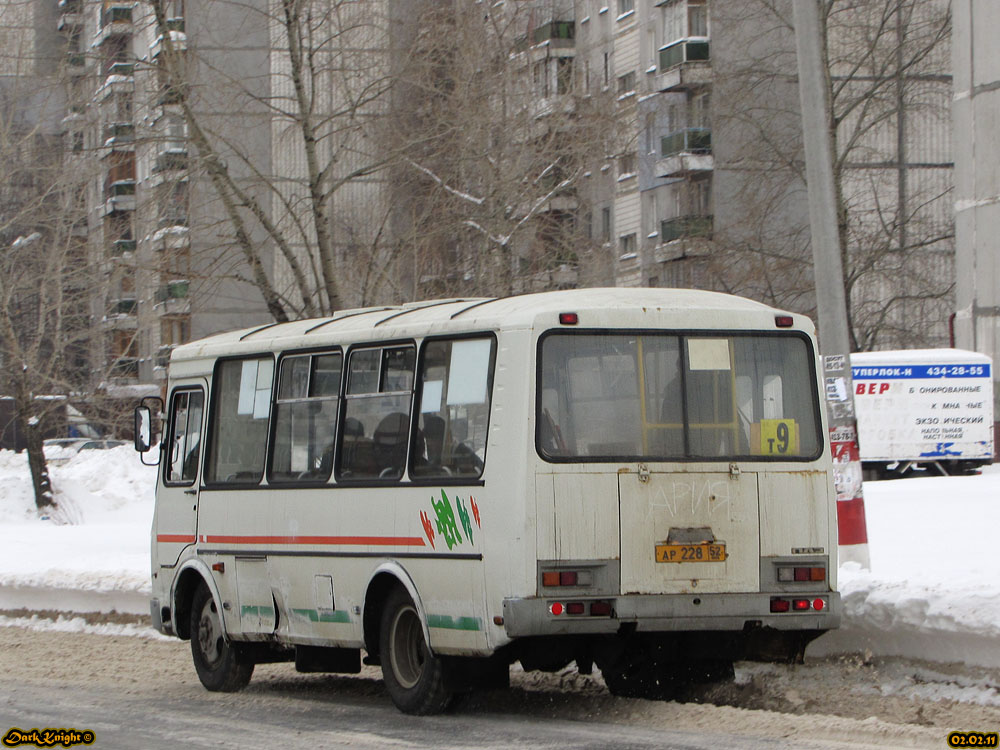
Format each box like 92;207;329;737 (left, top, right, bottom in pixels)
590;601;612;616
770;598;790;613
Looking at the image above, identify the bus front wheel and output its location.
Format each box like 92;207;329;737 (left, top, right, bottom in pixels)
379;586;453;714
190;582;254;692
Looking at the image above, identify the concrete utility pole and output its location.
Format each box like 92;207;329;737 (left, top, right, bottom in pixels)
792;0;870;568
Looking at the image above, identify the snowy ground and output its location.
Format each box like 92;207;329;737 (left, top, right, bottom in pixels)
0;447;998;671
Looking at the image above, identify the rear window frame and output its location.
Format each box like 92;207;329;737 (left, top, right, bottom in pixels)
535;327;824;464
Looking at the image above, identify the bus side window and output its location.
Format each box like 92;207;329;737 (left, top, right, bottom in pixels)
205;357;273;484
165;389;204;485
338;345;415;480
411;337;495;479
269;351;342;483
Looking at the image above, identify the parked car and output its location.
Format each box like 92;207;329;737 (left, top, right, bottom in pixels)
43;438;129;464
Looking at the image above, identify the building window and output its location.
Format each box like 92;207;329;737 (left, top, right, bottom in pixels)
601;207;612;242
620;233;637;257
617;71;636;97
618;152;637;178
556;57;573;94
689;0;708;36
618;0;634;15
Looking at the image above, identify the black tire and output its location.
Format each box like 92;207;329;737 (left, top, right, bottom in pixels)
379;586;453;714
190;582;254;692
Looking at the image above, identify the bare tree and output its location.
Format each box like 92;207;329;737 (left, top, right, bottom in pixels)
710;0;953;350
143;0;618;315
144;0;451;319
395;2;617;298
0;74;94;513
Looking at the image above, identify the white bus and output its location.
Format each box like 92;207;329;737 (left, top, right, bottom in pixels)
135;288;840;714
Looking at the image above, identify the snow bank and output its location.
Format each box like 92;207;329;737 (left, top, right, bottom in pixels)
0;447;155;600
0;447;997;668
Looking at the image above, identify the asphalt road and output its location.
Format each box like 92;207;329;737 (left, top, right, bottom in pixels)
0;625;976;750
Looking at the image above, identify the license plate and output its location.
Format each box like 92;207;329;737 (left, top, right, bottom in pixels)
655;543;727;563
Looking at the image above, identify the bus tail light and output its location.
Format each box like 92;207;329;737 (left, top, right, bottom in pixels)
770;596;826;613
559;312;579;325
777;566;826;583
541;569;592;588
548;599;615;617
589;600;613;617
775;315;794;327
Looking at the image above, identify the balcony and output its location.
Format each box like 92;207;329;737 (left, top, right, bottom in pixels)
95;65;134;102
156;279;189;301
65;51;87;76
154;345;174;370
656;128;713;178
153;149;188;174
110;238;137;256
155;280;190;314
657;38;711;92
156;85;185;107
149;224;189;252
57;11;82;31
103;180;136;214
661;215;712;243
102;122;135;155
157;212;188;230
110;357;139;378
105;299;138;330
98;5;134;43
150;20;188;59
514;20;575;52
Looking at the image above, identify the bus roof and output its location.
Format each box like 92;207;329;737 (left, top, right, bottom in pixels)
169;287;809;366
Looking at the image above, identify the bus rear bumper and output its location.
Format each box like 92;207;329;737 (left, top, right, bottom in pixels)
502;591;841;638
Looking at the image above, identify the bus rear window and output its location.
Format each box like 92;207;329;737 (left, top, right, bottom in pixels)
538;332;821;461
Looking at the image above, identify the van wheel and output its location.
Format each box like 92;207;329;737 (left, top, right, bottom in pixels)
190;582;254;692
380;586;452;714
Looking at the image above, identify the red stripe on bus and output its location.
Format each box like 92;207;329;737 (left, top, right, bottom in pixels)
157;534;197;543
199;535;426;547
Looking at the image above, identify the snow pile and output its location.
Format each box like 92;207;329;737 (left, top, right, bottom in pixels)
811;469;1000;667
0;446;155;598
0;447;998;668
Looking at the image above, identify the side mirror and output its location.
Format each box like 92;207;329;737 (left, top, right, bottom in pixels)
134;406;152;453
134;396;164;466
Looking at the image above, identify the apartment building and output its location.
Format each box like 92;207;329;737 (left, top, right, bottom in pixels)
568;0;953;349
51;0;275;387
952;0;1000;415
38;0;958;392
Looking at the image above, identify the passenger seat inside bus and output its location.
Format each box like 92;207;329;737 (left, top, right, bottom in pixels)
373;412;409;478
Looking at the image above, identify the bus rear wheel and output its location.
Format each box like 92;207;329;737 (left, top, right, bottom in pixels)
379;586;453;714
190;582;254;692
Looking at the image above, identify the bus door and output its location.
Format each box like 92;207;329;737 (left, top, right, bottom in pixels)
155;382;207;567
618;336;760;594
618;467;760;595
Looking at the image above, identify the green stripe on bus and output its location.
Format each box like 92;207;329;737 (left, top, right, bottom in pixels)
240;605;275;618
291;608;351;624
426;614;482;631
